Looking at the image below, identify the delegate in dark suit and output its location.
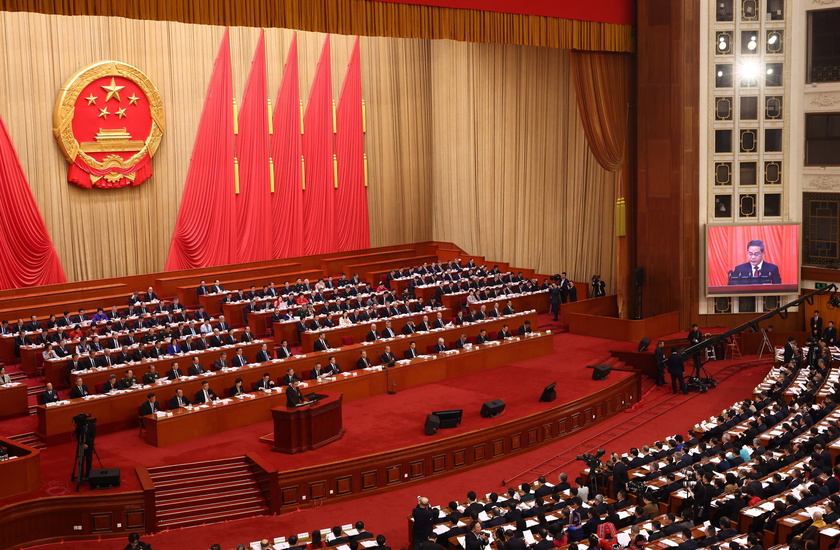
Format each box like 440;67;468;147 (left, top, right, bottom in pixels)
169;393;191;408
70;384;90;399
140;399;159;416
194;387;218;404
667;349;687;395
728;261;781;285
286;384;305;407
41;388;60;404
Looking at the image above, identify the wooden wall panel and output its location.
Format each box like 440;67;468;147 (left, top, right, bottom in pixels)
635;0;700;325
272;373;640;512
0;492;144;550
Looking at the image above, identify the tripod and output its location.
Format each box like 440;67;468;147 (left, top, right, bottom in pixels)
71;422;103;491
758;329;773;358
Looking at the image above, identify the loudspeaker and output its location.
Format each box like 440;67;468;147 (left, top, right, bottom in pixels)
592;364;611;380
539;382;557;402
88;468;121;489
480;399;506;418
633;267;645;287
425;414;440;435
638;337;651;352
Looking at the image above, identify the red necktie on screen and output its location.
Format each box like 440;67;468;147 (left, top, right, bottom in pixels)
753;266;759;277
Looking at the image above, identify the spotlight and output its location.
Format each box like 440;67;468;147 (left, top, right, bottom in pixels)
828;295;840;309
719;38;728;51
748;36;757;51
740;60;760;82
768;34;778;45
718;70;724;77
767;68;774;75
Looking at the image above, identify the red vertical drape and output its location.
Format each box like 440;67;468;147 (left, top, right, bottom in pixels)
0;115;66;289
335;37;370;252
302;35;336;255
236;30;272;263
271;34;304;259
166;28;236;270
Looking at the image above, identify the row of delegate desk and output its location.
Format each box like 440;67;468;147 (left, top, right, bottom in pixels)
37;310;541;441
273;291;547;347
144;331;553;447
41;330;258;389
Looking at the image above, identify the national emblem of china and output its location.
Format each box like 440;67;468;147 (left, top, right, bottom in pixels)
53;61;164;189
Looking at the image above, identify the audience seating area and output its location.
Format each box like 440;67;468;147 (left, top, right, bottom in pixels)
396;346;840;550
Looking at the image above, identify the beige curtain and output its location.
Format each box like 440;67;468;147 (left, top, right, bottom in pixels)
570;51;631;172
0;0;635;53
0;11;619;287
429;41;617;286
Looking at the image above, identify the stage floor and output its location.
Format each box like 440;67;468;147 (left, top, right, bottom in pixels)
0;327;639;501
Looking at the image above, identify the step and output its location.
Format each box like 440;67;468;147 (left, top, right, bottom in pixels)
153;470;254;491
149;461;250;481
157;484;261;507
150;461;251;481
9;432;47;450
147;456;247;477
156;496;267;521
157;506;268;530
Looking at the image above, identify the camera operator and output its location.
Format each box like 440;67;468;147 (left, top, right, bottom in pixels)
465;521;489;550
591;275;605;298
691;471;714;522
74;413;96;481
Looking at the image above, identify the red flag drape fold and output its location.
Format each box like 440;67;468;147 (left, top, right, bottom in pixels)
272;34;304;259
236;30;273;263
0;115;66;289
302;36;336;255
166;28;236;270
335;37;370;252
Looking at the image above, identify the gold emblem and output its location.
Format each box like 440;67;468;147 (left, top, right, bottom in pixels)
53;61;165;189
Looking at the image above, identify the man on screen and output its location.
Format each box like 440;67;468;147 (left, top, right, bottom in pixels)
727;239;781;285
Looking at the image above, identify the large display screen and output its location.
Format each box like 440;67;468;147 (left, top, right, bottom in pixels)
706;224;800;295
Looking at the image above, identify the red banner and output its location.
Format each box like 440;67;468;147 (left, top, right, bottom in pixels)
363;0;634;25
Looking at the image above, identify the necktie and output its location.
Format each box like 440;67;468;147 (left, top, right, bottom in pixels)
205;391;210;401
753;266;759;277
178;397;182;406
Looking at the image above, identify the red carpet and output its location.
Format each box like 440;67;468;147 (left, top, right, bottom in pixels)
4;327;638;502
9;322;773;550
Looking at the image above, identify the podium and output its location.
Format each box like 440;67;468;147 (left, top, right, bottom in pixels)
271;392;345;453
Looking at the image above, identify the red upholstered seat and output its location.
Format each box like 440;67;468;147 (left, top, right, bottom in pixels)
342;336;354;346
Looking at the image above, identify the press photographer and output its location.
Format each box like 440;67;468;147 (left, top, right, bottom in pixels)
591;275;606;297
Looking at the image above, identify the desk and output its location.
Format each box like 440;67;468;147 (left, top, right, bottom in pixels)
284;310;538;356
145;389;286;447
38;312;539;439
298;307;452;351
14;313;231;375
138;331;553;447
438;290;549;315
272;392;344;453
0;436;41;499
43;339;262;389
0;382;29;418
